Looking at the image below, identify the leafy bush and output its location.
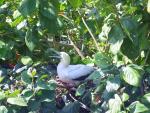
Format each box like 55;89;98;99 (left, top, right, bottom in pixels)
0;0;150;113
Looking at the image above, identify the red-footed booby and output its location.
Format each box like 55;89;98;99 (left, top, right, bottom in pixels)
57;52;95;84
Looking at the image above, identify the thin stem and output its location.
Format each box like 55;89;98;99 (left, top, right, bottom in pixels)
78;10;101;52
67;34;85;59
69;93;94;112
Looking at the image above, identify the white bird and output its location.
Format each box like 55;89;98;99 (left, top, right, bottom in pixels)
57;52;95;84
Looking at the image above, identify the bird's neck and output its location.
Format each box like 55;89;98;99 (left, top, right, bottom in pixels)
57;62;68;69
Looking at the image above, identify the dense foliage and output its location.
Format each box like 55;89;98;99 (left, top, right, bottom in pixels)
0;0;150;113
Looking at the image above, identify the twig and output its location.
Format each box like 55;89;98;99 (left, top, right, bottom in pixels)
69;93;93;112
78;10;100;52
67;34;85;59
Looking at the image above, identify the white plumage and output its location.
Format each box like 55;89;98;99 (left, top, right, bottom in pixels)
57;52;94;83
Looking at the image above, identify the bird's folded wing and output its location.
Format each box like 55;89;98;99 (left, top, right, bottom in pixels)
66;64;94;80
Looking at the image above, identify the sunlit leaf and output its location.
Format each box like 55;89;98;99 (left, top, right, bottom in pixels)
7;97;28;106
121;66;141;87
121;93;129;102
108;94;122;113
128;101;149;113
21;56;33;65
0;106;8;113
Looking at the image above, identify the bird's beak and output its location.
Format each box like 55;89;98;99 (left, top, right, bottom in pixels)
49;56;61;59
49;50;61;59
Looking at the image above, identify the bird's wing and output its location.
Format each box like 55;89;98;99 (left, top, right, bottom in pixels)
66;64;94;80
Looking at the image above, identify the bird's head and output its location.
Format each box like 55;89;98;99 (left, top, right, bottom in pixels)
59;52;70;66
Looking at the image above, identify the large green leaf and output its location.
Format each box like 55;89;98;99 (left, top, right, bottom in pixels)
21;89;34;101
95;52;112;69
141;93;150;106
121;38;140;59
108;24;125;44
68;0;83;9
108;94;122;113
128;101;149;113
19;0;37;17
39;0;59;20
25;28;38;51
121;66;141;87
62;101;80;113
21;71;32;84
36;90;55;102
121;18;137;33
7;97;28;106
38;0;61;33
0;106;8;113
39;11;63;34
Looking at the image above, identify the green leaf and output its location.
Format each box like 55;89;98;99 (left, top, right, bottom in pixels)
128;101;149;113
37;80;50;90
21;56;33;65
108;94;122;113
110;40;123;54
87;70;102;80
8;90;21;98
68;0;83;9
121;38;140;59
21;71;32;84
21;89;34;101
37;79;56;91
0;40;5;48
106;75;121;92
0;92;5;100
7;97;28;106
108;24;125;44
141;93;150;106
39;1;58;20
39;13;62;33
25;28;38;51
95;52;112;69
19;0;37;17
75;84;85;96
0;106;8;113
121;93;129;102
121;66;141;87
28;99;41;111
62;101;80;113
121;18;137;33
36;90;55;102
